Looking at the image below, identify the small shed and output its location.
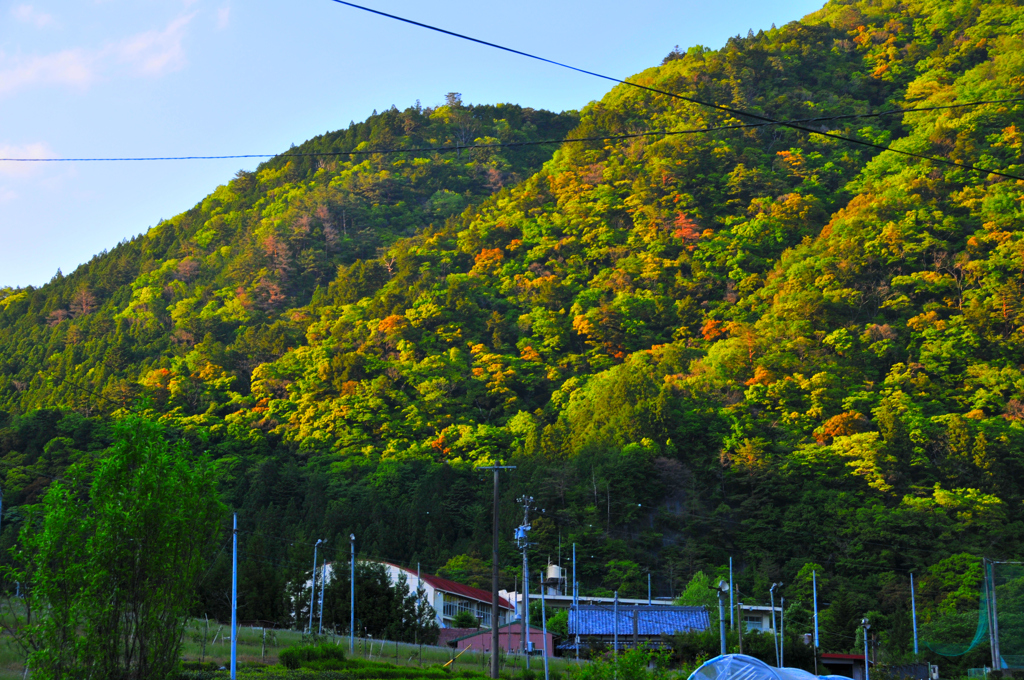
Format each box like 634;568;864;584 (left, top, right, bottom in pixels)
447;623;554;658
567;605;709;650
689;654;820;680
820;653;872;680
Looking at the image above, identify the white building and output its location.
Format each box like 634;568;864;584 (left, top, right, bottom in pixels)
381;562;515;629
738;604;783;632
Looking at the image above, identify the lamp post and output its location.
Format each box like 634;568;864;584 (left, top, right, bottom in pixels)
770;583;781;666
862;618;871;680
713;580;730;656
309;539;323;634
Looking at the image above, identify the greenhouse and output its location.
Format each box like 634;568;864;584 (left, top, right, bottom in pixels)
688;654;849;680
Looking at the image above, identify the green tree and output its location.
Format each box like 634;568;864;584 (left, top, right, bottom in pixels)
5;415;224;680
451;611;480;628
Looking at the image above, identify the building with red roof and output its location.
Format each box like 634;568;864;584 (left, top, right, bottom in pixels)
381;562;514;629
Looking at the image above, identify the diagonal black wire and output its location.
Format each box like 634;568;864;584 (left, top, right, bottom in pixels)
327;0;1024;181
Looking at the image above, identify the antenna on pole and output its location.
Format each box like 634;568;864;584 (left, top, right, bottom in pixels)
516;495;534;670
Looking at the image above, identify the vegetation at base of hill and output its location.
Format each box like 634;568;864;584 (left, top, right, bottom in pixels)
1;0;1024;673
1;416;224;680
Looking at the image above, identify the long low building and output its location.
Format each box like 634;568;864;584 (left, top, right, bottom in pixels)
565;604;710;650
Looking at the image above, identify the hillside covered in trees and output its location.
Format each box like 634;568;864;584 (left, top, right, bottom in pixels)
1;0;1023;669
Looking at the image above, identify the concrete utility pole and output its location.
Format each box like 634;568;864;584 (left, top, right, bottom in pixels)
481;465;515;680
813;571;819;675
770;583;781;667
319;556;327;635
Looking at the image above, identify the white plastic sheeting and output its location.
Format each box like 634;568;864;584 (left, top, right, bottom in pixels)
689;654;825;680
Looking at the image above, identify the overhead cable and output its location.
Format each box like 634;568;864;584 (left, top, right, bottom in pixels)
3;97;1023;171
326;0;1024;181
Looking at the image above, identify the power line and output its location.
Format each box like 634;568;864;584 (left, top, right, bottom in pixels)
3;97;1023;167
326;0;1024;182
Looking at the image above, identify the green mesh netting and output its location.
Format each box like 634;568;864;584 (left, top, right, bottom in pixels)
922;561;1024;669
922;579;989;658
992;563;1024;669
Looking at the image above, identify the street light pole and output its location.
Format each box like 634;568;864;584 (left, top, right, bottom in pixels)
769;583;780;666
309;538;322;634
862;618;871;680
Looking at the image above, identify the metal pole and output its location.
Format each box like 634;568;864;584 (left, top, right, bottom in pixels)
648;573;652;605
319;556;327;635
718;589;726;656
231;514;238;680
350;534;355;655
910;573;918;657
492;468;500;679
729;557;733;630
310;539;322;634
770;584;778;666
541;571;550;680
863;621;870;680
990;561;1003;669
737;600;743;655
780;596;785;667
614;591;619;656
572;544;577;607
813;571;819;675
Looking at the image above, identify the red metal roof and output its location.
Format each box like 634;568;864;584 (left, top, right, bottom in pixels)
385;562;513;610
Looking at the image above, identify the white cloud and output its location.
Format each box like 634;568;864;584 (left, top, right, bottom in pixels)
216;6;230;30
0;142;55;179
115;13;196;76
11;4;54;28
0;50;94;96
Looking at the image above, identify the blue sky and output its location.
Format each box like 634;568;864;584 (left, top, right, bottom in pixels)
0;0;824;287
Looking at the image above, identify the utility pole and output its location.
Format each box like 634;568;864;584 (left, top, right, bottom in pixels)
737;599;743;654
310;538;322;634
987;559;1002;670
231;514;238;680
516;495;534;670
780;595;785;667
350;534;355;655
481;464;515;680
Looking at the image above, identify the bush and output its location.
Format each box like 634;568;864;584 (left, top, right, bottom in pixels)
279;643;348;670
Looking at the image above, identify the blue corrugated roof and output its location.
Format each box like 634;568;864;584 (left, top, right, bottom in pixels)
568;605;709;636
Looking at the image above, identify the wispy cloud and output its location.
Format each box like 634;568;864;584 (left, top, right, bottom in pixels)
216;6;230;30
11;4;54;28
0;13;196;96
0;142;55;178
115;13;196;76
0;50;95;96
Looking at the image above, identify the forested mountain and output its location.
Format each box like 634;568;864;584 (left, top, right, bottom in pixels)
2;0;1023;668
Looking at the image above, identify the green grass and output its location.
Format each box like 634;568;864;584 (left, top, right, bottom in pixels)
181;618;584;676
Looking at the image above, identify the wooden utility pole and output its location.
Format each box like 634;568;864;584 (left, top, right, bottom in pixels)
482;465;515;679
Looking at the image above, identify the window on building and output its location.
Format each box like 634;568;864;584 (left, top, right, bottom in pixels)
744;615;764;631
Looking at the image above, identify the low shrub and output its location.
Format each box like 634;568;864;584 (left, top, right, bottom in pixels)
279;643;348;670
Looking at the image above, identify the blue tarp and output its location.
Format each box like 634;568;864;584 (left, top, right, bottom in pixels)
568;605;710;636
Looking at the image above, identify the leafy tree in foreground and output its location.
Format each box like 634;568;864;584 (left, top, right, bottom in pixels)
4;415;224;680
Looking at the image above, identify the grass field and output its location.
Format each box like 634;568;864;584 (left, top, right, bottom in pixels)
182;619;586;676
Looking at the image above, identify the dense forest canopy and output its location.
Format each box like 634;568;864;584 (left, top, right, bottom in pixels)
2;0;1024;670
